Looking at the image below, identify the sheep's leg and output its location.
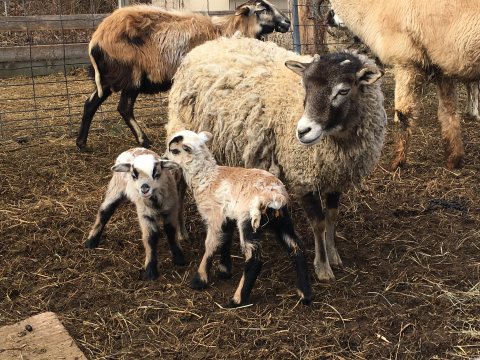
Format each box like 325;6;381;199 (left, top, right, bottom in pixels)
324;192;342;267
228;219;262;307
117;89;152;148
138;213;161;280
76;87;112;150
465;81;480;120
271;208;312;305
176;175;190;243
436;76;464;169
217;219;236;279
84;183;125;248
300;192;334;281
390;65;424;170
162;211;186;266
191;228;219;289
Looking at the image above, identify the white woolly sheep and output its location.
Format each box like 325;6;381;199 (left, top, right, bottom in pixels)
329;0;480;169
166;37;386;281
75;0;290;151
84;147;186;280
166;130;312;307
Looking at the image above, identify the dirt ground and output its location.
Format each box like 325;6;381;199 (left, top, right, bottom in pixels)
0;71;479;359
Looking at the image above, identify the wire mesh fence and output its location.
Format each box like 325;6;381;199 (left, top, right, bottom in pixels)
0;0;366;143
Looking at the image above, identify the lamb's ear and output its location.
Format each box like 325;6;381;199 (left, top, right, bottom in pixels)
254;3;266;12
356;65;384;85
158;160;179;170
235;4;254;16
285;60;308;76
198;131;213;144
111;163;131;172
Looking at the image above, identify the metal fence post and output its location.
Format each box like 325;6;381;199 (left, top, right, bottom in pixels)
291;0;301;54
118;0;129;8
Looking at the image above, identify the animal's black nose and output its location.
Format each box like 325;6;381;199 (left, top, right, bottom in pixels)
141;184;150;194
285;18;291;24
297;126;311;138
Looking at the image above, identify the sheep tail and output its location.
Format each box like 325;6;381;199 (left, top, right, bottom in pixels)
88;41;103;98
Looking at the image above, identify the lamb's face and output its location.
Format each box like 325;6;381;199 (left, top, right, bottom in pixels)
285;53;383;146
167;130;213;167
236;0;291;37
112;154;177;199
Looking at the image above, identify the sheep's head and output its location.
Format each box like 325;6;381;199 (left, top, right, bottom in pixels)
112;153;178;199
285;52;383;146
235;0;291;37
166;130;213;167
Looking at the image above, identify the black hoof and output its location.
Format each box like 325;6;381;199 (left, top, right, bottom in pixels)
217;270;232;279
143;264;159;280
140;138;152;149
190;272;208;290
84;237;99;249
224;299;249;308
172;252;187;266
300;297;312;306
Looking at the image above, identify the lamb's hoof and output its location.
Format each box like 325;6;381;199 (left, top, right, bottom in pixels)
172;252;187;266
76;141;88;152
84;238;99;249
224;299;248;308
300;296;312;306
190;273;208;290
389;156;406;171
328;253;343;268
446;154;464;169
314;263;335;282
140;137;152;149
143;265;159;281
216;264;232;279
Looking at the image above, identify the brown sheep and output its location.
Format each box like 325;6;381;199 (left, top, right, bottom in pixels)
330;0;480;169
76;1;290;151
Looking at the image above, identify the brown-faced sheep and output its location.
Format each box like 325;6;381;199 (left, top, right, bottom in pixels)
84;147;186;280
330;0;480;169
166;37;386;281
166;130;311;307
76;1;290;151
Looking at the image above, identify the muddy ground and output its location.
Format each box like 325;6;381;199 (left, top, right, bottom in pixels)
0;71;479;359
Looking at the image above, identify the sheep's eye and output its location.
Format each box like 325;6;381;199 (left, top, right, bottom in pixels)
132;169;139;179
338;88;350;96
182;145;192;153
153;173;160;179
171;149;180;155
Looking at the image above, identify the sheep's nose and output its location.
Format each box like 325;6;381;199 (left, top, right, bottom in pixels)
297;126;312;139
141;184;150;194
285;18;291;25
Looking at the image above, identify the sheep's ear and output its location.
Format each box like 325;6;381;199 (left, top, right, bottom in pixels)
198;131;213;144
111;163;131;172
356;65;384;85
235;4;254;16
285;60;308;76
254;3;266;12
158;160;179;170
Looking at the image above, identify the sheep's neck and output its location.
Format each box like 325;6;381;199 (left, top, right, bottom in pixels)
182;154;218;196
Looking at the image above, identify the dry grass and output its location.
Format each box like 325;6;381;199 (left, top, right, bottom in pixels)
0;71;479;359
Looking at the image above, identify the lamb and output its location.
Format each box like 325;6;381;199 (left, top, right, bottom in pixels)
166;36;386;281
166;130;312;307
84;147;186;280
329;0;480;169
75;0;290;151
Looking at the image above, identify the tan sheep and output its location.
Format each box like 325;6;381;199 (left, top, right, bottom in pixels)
76;1;291;151
166;36;386;281
330;0;480;169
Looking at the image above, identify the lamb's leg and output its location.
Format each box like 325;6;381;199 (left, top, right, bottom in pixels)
217;219;236;279
465;81;480;120
324;192;342;267
271;208;312;305
390;65;424;170
117;89;152;148
176;174;190;243
228;219;262;307
84;180;125;248
76;87;112;150
138;213;161;280
300;192;334;281
436;76;464;169
162;211;186;266
191;227;219;289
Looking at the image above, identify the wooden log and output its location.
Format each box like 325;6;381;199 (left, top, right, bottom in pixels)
0;312;87;360
0;14;107;32
297;0;316;54
0;43;88;63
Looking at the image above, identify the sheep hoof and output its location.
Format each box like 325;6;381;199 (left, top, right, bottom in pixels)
190;273;208;290
300;297;312;306
172;252;187;266
328;251;343;268
217;269;232;279
84;237;100;249
140;137;153;149
446;154;464;169
224;299;248;308
143;265;159;280
314;263;335;282
389;156;406;171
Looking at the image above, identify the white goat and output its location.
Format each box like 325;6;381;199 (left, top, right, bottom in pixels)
84;147;186;280
166;130;312;307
